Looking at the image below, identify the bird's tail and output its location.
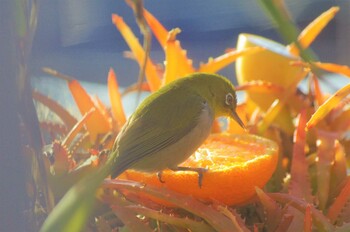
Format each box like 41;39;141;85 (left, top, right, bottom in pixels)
110;165;125;179
105;149;129;179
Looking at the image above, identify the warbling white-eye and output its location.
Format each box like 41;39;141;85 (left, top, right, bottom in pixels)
110;72;245;187
39;72;245;232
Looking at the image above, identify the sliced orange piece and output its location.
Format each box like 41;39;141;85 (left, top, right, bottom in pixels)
119;133;278;205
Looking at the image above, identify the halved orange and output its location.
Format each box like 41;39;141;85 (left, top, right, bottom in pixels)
236;33;306;95
235;33;307;134
119;133;278;206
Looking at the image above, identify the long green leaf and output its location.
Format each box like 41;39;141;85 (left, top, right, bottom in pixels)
40;172;99;231
40;157;114;232
258;0;317;62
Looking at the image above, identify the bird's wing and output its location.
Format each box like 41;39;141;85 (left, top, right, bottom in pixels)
111;91;210;177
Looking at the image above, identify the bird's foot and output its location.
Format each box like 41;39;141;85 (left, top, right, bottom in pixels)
171;166;208;188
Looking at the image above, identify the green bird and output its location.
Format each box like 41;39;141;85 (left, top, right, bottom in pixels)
110;72;245;186
39;72;245;232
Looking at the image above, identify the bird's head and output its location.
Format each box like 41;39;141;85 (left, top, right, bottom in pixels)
194;73;245;129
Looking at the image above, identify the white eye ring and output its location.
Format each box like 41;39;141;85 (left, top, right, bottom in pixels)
225;93;234;106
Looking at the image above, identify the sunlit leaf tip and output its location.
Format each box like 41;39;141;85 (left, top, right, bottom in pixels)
107;68;126;128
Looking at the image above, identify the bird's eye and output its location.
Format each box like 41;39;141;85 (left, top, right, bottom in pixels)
225;93;234;106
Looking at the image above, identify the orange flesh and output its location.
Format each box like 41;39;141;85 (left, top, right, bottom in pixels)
119;133;278;205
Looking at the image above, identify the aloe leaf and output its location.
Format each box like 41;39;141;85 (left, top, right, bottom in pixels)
198;47;264;73
274;213;293;232
258;0;317;62
329;141;347;202
108;68;126;129
289;110;313;202
40;172;99;232
327;178;350;225
103;179;246;232
336;223;350;232
61;108;94;148
304;204;312;232
111;13;161;91
68;79;111;143
216;205;250;232
307;83;350;129
40;156;114;232
32;90;78;129
256;187;283;231
270;193;334;231
315;131;337;211
111;197;154;232
128;205;214;232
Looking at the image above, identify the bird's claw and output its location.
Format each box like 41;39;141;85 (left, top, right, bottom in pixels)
171;166;208;188
157;171;165;183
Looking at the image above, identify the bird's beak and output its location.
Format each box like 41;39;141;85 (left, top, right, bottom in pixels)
231;110;246;129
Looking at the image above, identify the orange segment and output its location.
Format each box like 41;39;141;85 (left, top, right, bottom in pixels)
119;133;278;205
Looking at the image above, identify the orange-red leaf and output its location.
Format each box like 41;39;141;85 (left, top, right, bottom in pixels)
314;62;350;78
108;68;126;129
143;9;168;48
62;108;95;148
329;108;350;133
307;83;350;129
270;193;335;231
32;90;77;129
288;7;339;55
275;213;293;232
315;131;337;211
256;78;299;134
111;199;154;232
327;178;350;224
312;74;325;106
289;110;313;202
68;79;111;142
257;99;291;135
163;28;181;84
236;80;284;94
256;187;283;231
93;96;112;123
104;179;243;231
121;82;151;96
163;28;194;84
304;204;313;232
216;206;250;232
112;14;161;91
198;47;264;73
329;141;348;200
51;140;72;175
